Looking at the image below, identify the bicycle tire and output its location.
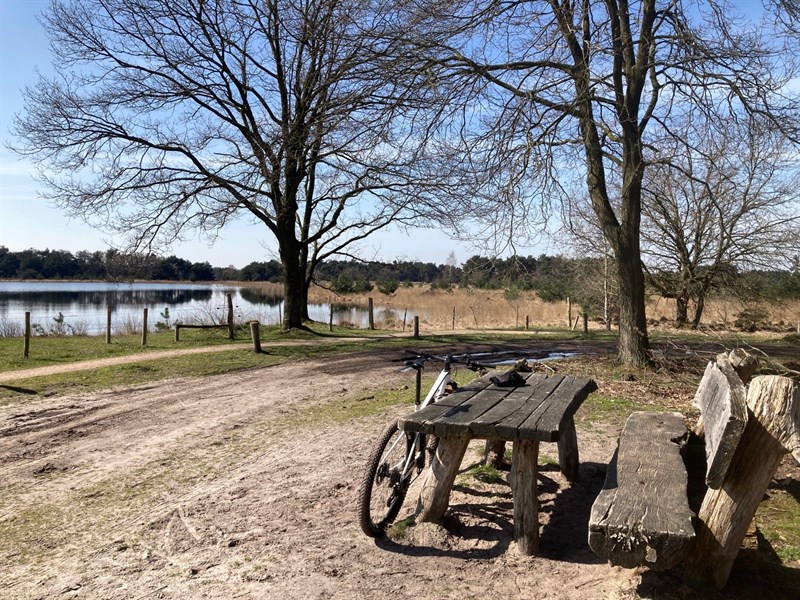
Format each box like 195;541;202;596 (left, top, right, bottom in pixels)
357;420;417;537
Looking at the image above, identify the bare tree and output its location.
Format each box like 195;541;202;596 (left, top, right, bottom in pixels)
397;0;799;365
11;0;438;329
642;115;800;327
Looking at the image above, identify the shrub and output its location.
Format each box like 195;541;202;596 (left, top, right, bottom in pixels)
376;279;399;296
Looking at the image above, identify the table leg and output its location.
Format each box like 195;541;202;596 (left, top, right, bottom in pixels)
511;438;539;555
415;433;470;523
557;418;580;482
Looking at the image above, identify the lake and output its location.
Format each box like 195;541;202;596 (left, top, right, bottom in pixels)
0;281;403;335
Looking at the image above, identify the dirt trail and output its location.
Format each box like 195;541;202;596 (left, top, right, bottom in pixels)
0;328;558;384
0;349;643;599
0;336;384;383
0;348;795;599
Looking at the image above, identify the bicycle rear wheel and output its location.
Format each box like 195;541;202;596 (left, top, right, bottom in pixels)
357;420;420;537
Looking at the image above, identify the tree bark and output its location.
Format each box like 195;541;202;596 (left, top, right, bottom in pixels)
676;293;689;326
280;237;306;330
691;295;706;330
615;235;651;366
683;375;800;589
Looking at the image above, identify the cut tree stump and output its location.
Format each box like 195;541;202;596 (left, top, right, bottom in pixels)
683;375;800;589
692;355;748;489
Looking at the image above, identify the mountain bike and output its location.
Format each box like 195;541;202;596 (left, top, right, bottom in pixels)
356;351;495;537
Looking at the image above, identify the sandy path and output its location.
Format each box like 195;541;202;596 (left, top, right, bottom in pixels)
0;350;643;599
0;336;384;383
1;347;795;599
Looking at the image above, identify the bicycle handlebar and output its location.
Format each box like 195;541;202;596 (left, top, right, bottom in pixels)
399;350;497;372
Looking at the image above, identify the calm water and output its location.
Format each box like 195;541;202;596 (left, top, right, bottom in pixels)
0;281;403;335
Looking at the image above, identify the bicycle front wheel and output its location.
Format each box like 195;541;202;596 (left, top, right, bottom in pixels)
357;420;420;537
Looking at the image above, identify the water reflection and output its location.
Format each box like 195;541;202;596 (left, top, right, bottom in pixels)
238;287;283;306
0;288;213;309
0;282;415;334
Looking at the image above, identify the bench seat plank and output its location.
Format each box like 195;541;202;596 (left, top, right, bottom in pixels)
588;411;695;570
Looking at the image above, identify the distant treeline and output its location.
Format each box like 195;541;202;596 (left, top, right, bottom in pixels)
2;247;798;303
0;247;214;282
238;255;585;299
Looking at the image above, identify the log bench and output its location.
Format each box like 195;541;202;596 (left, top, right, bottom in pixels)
589;351;800;589
398;372;597;555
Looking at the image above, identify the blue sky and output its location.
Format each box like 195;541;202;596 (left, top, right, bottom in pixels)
0;0;769;269
0;0;483;268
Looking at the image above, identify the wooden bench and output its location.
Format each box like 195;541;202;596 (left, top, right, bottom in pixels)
398;372;597;555
589;351;800;589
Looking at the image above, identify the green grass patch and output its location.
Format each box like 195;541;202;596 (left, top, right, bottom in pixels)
756;488;800;563
387;515;416;539
0;350;285;405
463;462;505;485
0;329;243;370
0;503;65;564
576;392;638;425
281;382;420;428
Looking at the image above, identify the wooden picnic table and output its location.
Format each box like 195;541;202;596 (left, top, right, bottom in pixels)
398;371;597;555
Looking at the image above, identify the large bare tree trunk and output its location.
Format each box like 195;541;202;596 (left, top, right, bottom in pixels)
691;295;706;330
279;231;307;330
676;293;689;326
615;227;650;367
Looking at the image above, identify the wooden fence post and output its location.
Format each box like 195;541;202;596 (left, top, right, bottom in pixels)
402;308;408;332
582;312;588;333
106;305;112;344
368;297;374;330
142;308;148;346
226;292;234;339
567;296;572;327
525;315;530;330
329;304;334;332
250;321;262;353
413;315;420;338
452;306;456;330
175;324;180;342
23;311;30;358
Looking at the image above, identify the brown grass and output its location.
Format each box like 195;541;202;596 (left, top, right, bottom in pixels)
236;281;800;334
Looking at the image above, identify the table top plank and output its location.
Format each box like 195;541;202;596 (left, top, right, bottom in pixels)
429;387;512;436
518;377;597;441
398;371;597;442
397;376;493;433
492;375;565;440
470;373;549;438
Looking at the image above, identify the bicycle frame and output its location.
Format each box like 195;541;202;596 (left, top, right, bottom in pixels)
358;352;496;537
412;355;455;411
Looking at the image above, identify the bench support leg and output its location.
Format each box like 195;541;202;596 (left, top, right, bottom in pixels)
415;434;470;523
557;418;580;482
511;439;540;555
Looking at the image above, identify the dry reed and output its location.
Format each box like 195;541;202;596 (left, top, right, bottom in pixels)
232;281;800;334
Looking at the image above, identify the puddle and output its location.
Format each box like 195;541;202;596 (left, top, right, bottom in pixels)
461;350;584;366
